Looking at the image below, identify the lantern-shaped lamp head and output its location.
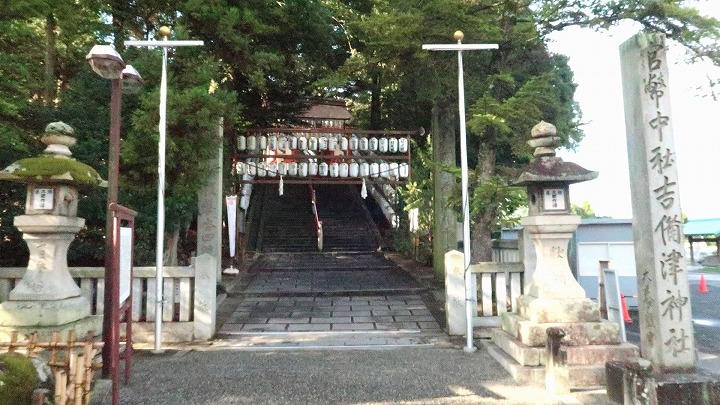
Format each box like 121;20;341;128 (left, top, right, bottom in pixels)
121;64;144;94
514;121;597;216
86;45;125;79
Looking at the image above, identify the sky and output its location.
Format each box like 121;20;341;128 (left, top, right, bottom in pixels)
546;3;720;221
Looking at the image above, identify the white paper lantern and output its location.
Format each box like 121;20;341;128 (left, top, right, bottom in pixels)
339;162;349;177
359;162;369;177
390;162;399;178
308;161;318;176
235;162;246;175
339;137;348;151
278;135;287;150
247;135;257;151
268;134;277;150
399;162;409;178
349;162;359;177
380;162;390;178
308;136;318;151
298;162;308;177
328;136;338;151
398;137;408;153
349;137;359;150
248;162;257;176
329;162;339;177
319;136;329;150
378;137;388;153
237;135;247;151
359;137;369;151
259;135;268;150
289;162;298;176
288;135;298;149
388;137;398;153
369;137;378;151
298;135;308;150
319;162;329;176
369;162;379;177
278;162;288;176
257;161;267;177
267;162;277;177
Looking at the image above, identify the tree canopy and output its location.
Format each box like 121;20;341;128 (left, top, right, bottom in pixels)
0;0;718;267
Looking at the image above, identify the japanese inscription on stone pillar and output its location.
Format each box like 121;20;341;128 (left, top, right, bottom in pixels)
620;32;695;371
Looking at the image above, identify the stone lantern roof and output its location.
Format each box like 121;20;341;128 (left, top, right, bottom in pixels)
0;122;107;188
513;121;598;186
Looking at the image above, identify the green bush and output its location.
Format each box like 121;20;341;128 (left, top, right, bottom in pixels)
0;353;39;405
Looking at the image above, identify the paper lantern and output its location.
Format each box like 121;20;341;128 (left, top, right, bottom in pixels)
350;137;359;150
278;135;287;150
340;136;348;151
378;137;388;153
257;161;267;177
247;135;257;151
235;161;246;175
278;162;288;176
349;162;359;177
369;137;378;151
308;161;318;176
359;137;369;151
308;136;318;151
288;135;298;150
329;162;339;177
237;135;247;151
266;162;277;177
388;138;398;153
399;162;409;178
339;162;349;177
328;136;338;151
398;137;408;153
390;162;399;178
248;162;257;176
298;162;308;177
369;162;380;177
298;135;308;150
259;135;268;150
289;162;298;176
380;162;390;178
319;162;329;176
319;136;329;150
359;162;369;177
268;134;277;150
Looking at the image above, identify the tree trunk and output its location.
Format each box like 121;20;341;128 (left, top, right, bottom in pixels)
431;101;457;278
164;225;180;266
44;13;57;106
369;73;381;130
471;133;497;263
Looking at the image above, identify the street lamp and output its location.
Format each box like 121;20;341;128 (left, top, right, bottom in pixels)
86;45;142;382
422;31;498;353
126;27;203;353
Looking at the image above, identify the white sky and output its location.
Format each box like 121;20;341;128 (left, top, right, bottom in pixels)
546;3;720;220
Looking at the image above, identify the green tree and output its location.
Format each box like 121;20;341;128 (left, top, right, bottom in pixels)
571;201;597;218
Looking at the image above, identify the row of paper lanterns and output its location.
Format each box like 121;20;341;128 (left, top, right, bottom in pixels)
237;134;409;154
236;161;410;178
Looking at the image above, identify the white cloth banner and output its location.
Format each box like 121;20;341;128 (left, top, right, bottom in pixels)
226;195;237;258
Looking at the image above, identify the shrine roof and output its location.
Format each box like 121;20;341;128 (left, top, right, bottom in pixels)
684;218;720;237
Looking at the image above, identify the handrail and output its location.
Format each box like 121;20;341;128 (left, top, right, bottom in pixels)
309;185;323;251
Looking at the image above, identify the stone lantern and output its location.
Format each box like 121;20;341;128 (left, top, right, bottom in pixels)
0;122;106;339
489;121;638;388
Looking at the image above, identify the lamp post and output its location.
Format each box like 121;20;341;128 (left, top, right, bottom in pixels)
86;45;143;382
126;27;203;353
422;32;498;353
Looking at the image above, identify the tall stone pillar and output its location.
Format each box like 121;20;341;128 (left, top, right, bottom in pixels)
620;32;696;372
197;118;224;281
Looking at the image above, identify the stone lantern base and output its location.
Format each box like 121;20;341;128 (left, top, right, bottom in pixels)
486;215;639;388
0;302;102;342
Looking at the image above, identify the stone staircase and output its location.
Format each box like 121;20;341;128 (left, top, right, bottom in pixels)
315;184;381;252
255;184;318;252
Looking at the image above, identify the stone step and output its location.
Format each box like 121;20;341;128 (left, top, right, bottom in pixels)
501;313;621;347
213;330;445;350
483;340;607;388
491;328;639;367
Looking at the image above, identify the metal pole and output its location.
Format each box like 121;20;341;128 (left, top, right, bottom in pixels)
422;33;497;354
456;40;476;354
103;78;122;376
154;41;168;353
126;28;203;354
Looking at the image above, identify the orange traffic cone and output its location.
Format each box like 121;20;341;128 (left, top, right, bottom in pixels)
621;293;633;324
699;274;709;294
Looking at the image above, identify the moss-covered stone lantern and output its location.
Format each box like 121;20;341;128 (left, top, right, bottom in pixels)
0;122;106;338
